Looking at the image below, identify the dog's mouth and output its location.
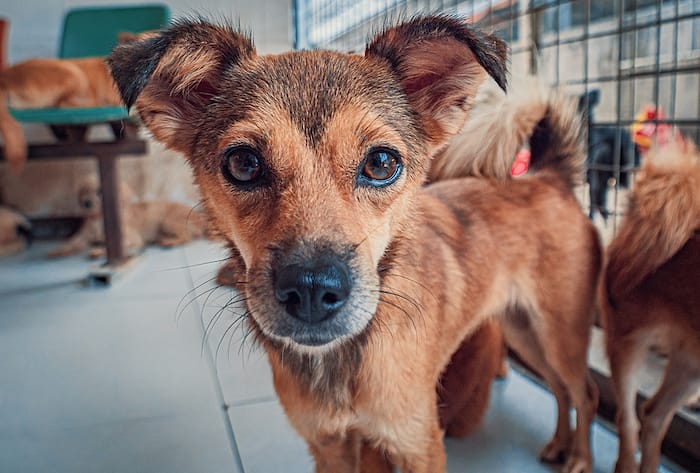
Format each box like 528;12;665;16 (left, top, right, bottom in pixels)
247;248;378;350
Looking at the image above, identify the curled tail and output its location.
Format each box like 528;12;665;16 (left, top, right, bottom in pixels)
606;137;700;303
429;76;585;189
0;88;27;172
527;91;585;189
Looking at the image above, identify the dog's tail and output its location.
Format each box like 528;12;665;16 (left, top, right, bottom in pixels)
605;136;700;303
0;87;27;172
429;76;585;189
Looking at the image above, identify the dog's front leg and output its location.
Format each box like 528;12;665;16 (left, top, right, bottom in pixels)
386;419;446;473
309;430;361;473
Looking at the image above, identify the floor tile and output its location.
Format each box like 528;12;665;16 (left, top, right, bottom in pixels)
0;409;238;473
228;400;313;473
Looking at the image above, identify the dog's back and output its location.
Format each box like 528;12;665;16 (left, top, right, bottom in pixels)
0;57;119;171
601;137;700;473
603;138;700;344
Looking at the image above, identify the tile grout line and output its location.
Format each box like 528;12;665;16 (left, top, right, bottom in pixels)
181;247;247;473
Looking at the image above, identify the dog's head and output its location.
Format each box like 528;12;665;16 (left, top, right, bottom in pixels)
76;178;102;217
108;16;506;351
76;177;133;218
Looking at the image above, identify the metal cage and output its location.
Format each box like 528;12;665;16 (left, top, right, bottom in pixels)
293;0;700;240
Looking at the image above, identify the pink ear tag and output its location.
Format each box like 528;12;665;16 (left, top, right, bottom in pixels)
510;149;530;177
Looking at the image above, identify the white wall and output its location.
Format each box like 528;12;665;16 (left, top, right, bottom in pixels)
3;0;293;63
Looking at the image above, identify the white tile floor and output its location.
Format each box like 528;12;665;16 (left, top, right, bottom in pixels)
0;240;688;472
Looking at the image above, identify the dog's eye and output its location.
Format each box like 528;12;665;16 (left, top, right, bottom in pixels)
222;146;264;186
358;148;402;187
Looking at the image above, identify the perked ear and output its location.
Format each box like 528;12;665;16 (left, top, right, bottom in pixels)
107;19;256;155
366;16;508;147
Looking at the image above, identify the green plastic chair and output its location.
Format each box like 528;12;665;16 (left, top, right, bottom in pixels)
9;4;170;125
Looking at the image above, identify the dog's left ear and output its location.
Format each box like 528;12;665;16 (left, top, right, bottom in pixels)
366;16;507;146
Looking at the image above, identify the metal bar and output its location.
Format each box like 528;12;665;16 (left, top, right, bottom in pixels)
555;65;700;86
0;139;147;161
96;153;125;266
536;10;700;49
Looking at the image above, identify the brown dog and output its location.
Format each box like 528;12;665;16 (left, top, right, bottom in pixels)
601;135;700;473
0;32;153;172
0;57;120;171
438;320;504;438
108;17;601;473
49;177;207;258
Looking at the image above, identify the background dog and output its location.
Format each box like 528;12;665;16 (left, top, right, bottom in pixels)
0;32;149;173
577;90;641;221
109;16;600;473
49;177;207;258
0;205;31;256
601;135;700;473
0;57;120;172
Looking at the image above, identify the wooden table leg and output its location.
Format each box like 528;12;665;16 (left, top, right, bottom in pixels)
96;153;125;266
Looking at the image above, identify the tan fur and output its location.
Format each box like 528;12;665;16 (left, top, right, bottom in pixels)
108;17;600;473
601;136;700;473
429;76;549;181
0;58;120;171
438;320;503;438
0;32;152;172
0;205;29;256
49;178;207;258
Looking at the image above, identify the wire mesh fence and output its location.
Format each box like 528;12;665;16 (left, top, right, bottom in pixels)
293;0;700;239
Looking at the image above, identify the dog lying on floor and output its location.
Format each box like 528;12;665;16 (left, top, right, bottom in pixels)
601;134;700;473
0;32;151;173
0;205;31;256
49;177;207;258
0;57;120;172
108;16;601;473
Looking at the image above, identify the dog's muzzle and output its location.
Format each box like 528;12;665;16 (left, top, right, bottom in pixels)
273;256;352;324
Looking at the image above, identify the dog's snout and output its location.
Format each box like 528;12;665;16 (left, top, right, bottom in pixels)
274;258;352;324
82;200;93;209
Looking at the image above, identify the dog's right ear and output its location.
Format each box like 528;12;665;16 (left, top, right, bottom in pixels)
107;20;256;155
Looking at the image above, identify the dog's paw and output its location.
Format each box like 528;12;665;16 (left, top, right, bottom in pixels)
539;437;569;464
562;453;592;473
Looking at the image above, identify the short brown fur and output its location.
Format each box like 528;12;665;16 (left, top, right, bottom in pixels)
49;178;207;258
0;33;150;172
601;136;700;473
109;17;600;473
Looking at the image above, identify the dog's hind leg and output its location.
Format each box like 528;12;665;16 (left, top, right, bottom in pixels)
638;353;700;473
502;310;573;464
608;333;648;473
538;317;598;473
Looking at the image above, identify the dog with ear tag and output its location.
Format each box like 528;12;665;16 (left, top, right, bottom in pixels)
108;16;600;473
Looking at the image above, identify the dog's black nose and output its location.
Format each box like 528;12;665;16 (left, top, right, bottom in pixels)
82;200;93;209
274;258;352;323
